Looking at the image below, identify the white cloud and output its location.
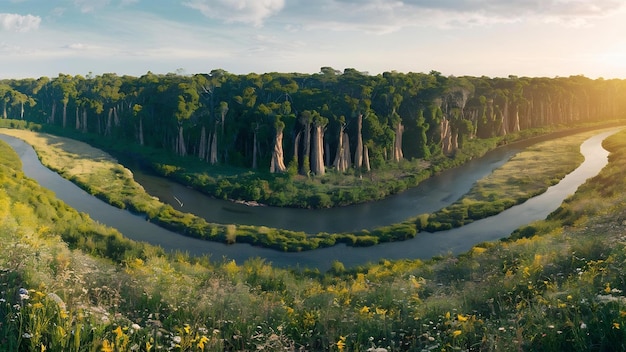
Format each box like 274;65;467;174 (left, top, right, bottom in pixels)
183;0;285;26
276;0;626;34
74;0;111;13
0;13;41;32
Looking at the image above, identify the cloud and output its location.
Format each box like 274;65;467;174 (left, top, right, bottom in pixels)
183;0;285;26
0;13;41;32
73;0;111;13
277;0;626;34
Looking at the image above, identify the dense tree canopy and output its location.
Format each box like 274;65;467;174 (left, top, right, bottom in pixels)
2;70;625;173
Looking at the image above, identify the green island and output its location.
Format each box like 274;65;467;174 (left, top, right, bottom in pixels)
2;121;626;351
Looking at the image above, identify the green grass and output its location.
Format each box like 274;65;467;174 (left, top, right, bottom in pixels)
419;131;597;232
1;128;626;350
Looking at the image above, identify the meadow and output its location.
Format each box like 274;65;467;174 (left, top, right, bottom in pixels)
1;128;626;350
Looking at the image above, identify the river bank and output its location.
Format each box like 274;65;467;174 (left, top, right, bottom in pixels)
0;127;621;268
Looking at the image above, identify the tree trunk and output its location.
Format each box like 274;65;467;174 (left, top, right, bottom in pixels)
50;101;56;124
363;145;371;172
333;128;351;172
354;114;364;169
81;109;88;133
75;107;80;130
198;125;207;160
176;124;186;156
440;117;453;155
293;132;301;165
209;129;218;165
105;108;113;136
512;106;521;133
270;127;287;173
113;106;120;127
62;102;68;128
138;115;144;146
499;99;509;136
311;124;325;175
393;121;404;162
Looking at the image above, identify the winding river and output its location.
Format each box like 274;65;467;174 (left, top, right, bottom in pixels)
0;128;620;270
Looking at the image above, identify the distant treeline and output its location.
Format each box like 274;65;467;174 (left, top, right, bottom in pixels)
2;69;625;174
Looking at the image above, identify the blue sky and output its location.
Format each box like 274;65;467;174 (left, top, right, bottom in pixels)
2;0;626;79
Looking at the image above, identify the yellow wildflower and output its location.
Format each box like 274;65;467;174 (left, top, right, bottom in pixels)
620;311;626;318
457;314;469;322
32;302;44;309
183;324;191;335
360;305;370;314
197;335;209;350
445;311;451;320
605;283;612;293
337;336;346;352
452;330;462;337
613;322;620;330
375;307;388;317
113;326;123;339
101;339;114;352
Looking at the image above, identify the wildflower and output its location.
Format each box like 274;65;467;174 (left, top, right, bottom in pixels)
580;322;587;329
113;326;123;339
621;311;626;318
376;307;388;317
183;324;191;335
605;283;611;293
457;314;469;322
131;323;141;331
613;323;620;330
22;332;32;339
18;288;29;301
101;339;114;352
498;327;506;332
445;311;451;320
567;295;573;300
360;306;370;314
197;335;209;350
452;330;462;337
32;302;44;309
337;336;346;352
145;341;153;352
172;335;182;344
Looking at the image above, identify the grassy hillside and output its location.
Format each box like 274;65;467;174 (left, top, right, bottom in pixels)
1;127;626;350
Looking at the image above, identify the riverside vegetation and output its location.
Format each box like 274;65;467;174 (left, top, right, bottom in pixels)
2;124;626;350
0;122;611;250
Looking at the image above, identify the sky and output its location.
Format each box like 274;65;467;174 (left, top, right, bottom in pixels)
2;0;626;79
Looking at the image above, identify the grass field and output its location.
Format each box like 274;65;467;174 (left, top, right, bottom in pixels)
1;128;626;350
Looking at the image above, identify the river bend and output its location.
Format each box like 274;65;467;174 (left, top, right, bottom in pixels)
0;129;619;270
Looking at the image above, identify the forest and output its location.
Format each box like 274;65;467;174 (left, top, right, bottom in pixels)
2;69;625;183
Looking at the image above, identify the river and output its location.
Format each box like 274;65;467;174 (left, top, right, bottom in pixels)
0;128;619;270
